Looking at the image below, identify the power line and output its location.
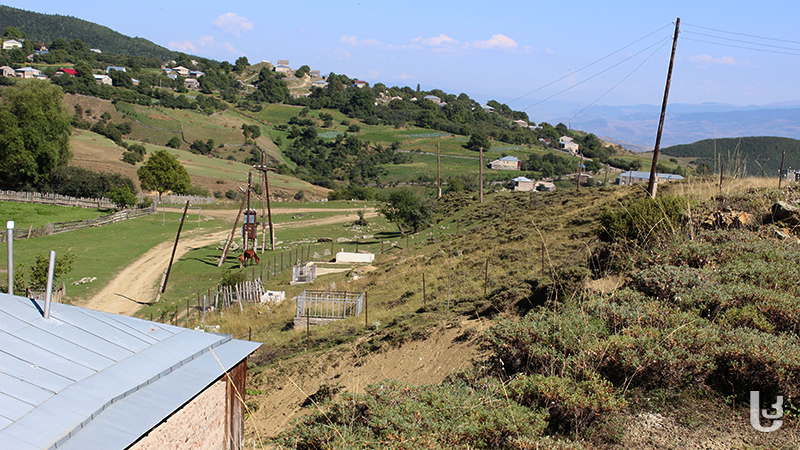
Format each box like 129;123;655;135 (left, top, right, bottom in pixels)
567;38;672;122
683;22;800;45
682;37;800;56
520;35;673;111
682;30;800;52
508;23;673;104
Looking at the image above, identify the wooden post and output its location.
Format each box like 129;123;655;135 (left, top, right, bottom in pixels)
541;242;545;276
647;18;681;198
484;259;489;296
306;307;310;350
479;147;484;204
423;273;426;308
779;147;786;189
365;292;368;327
248;326;252;341
281;251;283;272
186;297;189;319
160;200;190;296
218;196;246;267
720;162;724;192
437;142;442;199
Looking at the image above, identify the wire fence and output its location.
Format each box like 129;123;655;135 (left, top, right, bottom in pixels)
0;190;116;209
0;205;157;242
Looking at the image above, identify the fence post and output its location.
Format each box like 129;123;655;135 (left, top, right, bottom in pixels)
484;259;489;296
365;292;368;327
423;273;426;309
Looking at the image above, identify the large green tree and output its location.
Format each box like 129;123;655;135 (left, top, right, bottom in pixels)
377;189;431;235
0;82;72;188
137;149;190;198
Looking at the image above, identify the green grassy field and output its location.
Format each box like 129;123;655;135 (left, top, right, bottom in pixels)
0;202;107;230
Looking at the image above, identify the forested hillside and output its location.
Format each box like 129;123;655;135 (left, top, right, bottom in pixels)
662;136;800;176
0;5;176;60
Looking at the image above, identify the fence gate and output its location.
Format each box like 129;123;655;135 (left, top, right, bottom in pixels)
296;289;364;320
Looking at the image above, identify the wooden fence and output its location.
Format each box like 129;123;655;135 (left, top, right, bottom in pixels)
27;283;67;304
0;204;157;242
0;190;116;209
213;279;266;310
151;194;216;205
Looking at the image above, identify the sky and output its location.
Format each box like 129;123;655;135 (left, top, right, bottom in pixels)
4;0;800;123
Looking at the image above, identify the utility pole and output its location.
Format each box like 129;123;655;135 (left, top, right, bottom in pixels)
779;147;786;189
647;17;681;198
437;142;442;199
254;150;275;251
577;152;584;191
158;200;190;301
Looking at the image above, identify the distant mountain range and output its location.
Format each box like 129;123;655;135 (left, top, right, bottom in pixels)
568;103;800;152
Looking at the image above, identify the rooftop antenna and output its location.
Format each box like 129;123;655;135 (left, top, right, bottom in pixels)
6;221;13;296
43;251;55;319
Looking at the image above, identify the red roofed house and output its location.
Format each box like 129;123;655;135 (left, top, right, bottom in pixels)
55;68;79;76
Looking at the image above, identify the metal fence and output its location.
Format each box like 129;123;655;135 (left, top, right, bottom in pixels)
296;289;364;319
150;194;215;205
292;263;317;284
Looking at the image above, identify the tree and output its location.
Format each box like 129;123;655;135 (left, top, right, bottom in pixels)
29;252;75;290
0;82;72;188
465;131;491;152
108;185;138;209
137;150;191;198
377;189;431;234
295;65;310;78
234;56;250;73
166;136;182;148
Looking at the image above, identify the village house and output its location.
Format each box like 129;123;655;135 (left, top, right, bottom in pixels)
105;66;126;73
274;64;292;74
172;66;190;77
54;68;78;76
0;65;14;77
353;80;368;88
489;155;522;171
188;70;205;78
311;80;327;88
2;39;22;50
184;78;200;90
14;67;41;79
512;119;528;127
93;74;112;85
535;181;557;192
510;176;536;191
616;170;684;186
309;70;321;78
277;59;289;66
559;136;580;154
424;95;441;104
0;293;260;450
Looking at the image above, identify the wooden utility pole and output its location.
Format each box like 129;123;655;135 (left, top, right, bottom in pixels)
647;17;681;198
437;142;442;198
217;195;246;267
577;152;584;191
779;147;786;188
159;200;190;299
479;147;484;204
246;172;252;251
254;150;275;252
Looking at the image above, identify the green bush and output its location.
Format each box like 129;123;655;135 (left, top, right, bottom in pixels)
597;194;688;244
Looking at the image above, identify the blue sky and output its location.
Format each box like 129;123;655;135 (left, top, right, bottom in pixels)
4;0;799;121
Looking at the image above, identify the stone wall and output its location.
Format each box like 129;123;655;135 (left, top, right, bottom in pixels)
129;379;226;450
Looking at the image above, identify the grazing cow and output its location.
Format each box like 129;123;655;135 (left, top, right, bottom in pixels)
238;249;260;268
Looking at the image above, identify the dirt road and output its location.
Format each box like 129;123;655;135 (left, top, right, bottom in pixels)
78;209;378;315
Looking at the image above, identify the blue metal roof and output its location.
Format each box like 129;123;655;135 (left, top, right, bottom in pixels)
0;294;260;450
498;156;521;162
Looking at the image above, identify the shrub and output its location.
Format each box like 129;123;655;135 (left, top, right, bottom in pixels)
220;269;247;287
597;194;688;244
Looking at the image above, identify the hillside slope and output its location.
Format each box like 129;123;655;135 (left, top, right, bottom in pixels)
0;5;176;59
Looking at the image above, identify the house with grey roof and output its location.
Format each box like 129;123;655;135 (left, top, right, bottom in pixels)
616;170;684;186
510;176;535;191
105;66;126;73
488;156;522;171
0;293;260;450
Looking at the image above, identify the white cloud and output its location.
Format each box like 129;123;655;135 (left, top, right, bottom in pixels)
468;34;517;50
414;34;459;47
169;35;240;57
395;73;415;80
690;54;751;66
340;35;381;46
212;12;254;38
169;40;196;53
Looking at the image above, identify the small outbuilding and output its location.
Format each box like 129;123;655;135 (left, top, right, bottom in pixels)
0;293;260;450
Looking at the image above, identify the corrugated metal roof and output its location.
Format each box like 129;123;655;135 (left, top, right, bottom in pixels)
619;171;684;180
0;294;260;450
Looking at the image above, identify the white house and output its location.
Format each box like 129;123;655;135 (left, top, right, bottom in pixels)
105;65;126;73
510;176;536;191
424;95;441;104
617;171;684;186
0;65;15;77
2;39;22;50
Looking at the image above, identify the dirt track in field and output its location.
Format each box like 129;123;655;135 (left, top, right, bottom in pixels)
78;207;377;316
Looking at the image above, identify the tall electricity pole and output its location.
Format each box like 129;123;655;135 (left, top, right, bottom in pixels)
647;18;681;197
